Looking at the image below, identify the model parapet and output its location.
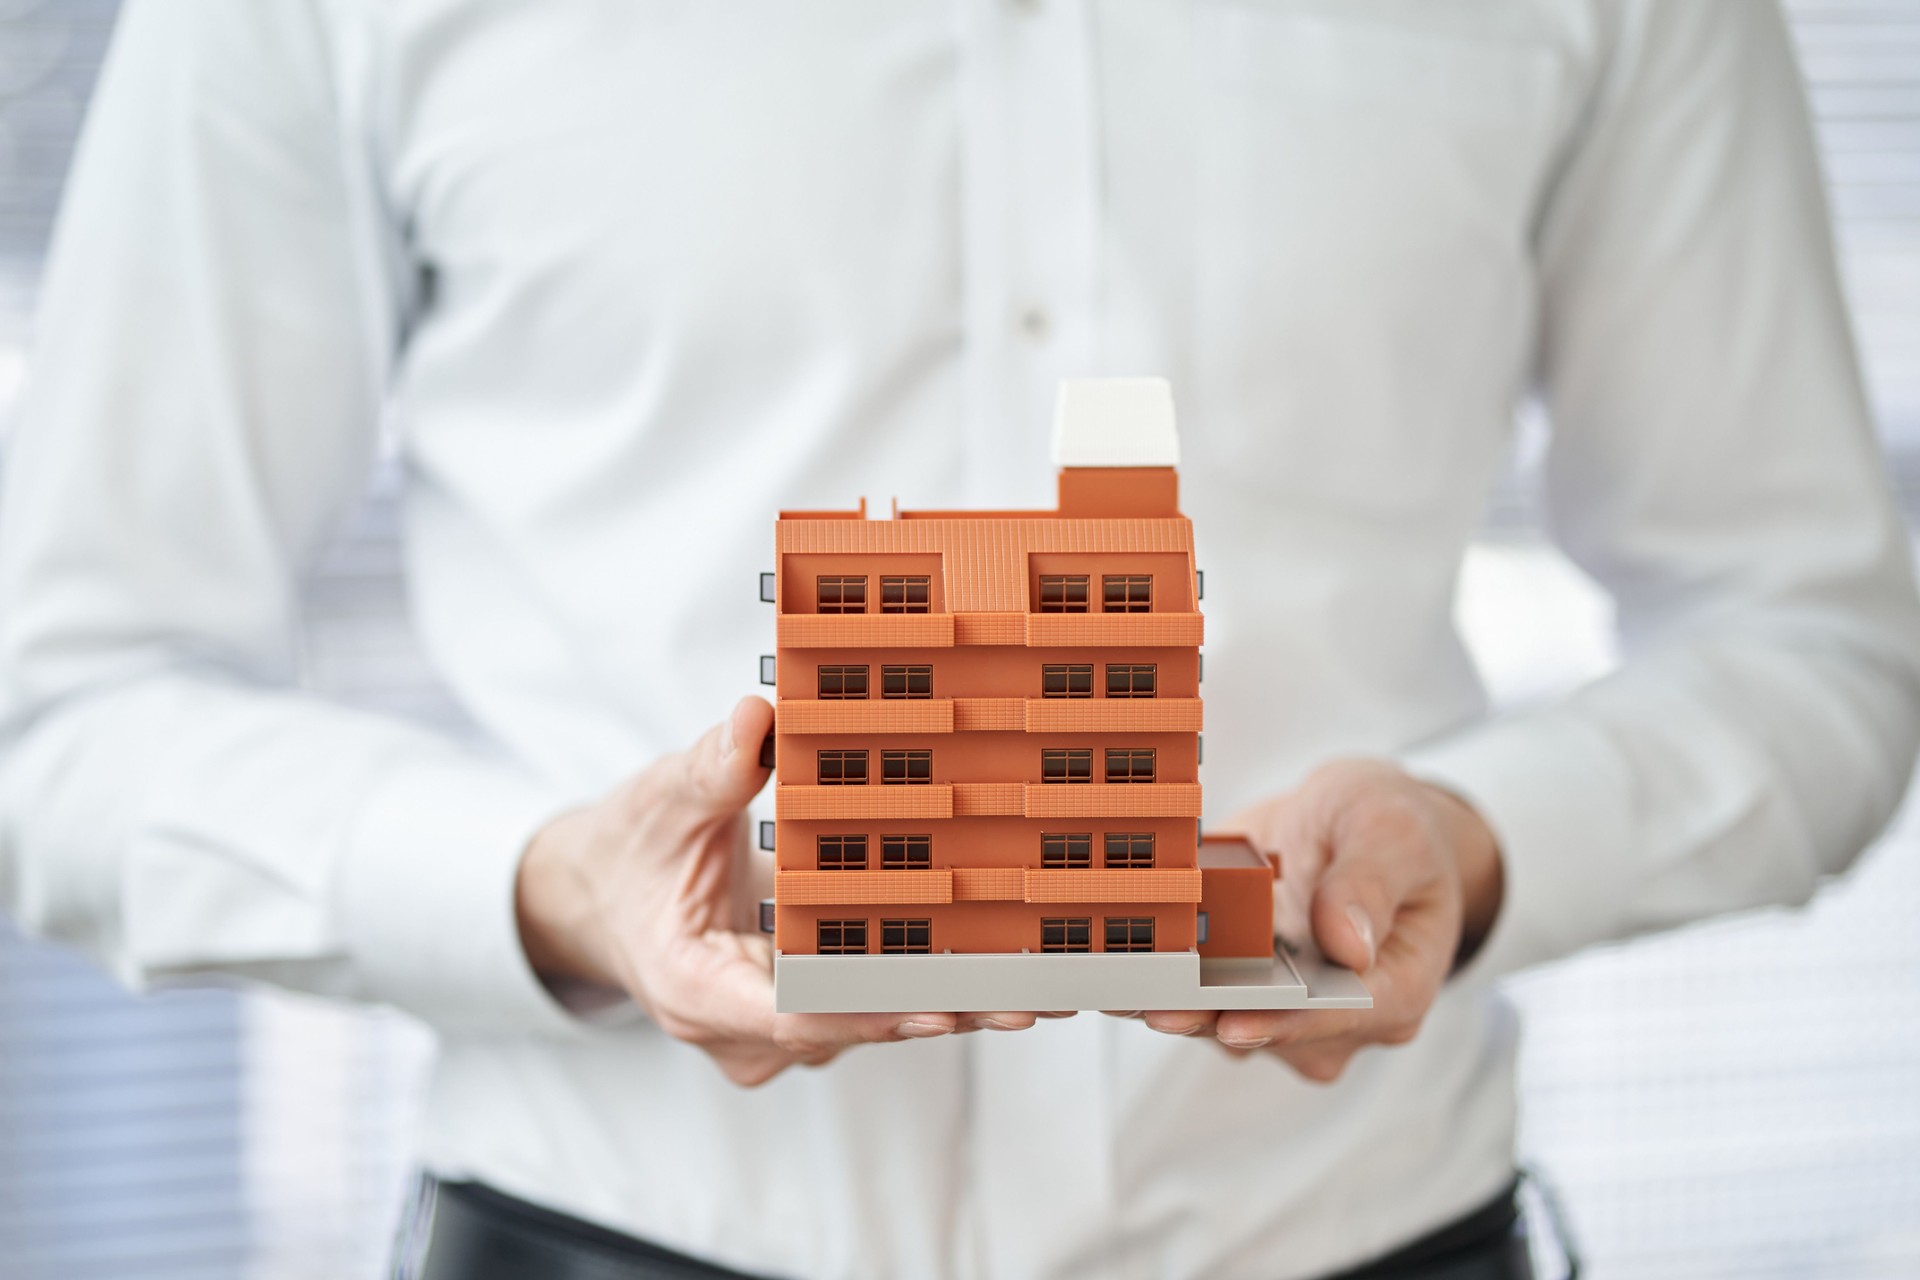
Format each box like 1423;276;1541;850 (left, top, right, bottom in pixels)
758;379;1370;1013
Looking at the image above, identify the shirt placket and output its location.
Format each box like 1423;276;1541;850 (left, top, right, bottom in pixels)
955;3;1117;1276
956;0;1103;509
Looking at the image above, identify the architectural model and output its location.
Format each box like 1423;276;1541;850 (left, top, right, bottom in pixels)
757;379;1370;1014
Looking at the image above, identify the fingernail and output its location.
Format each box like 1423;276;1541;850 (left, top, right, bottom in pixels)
896;1020;951;1039
1158;1024;1205;1037
719;715;737;761
1344;904;1376;968
1222;1036;1272;1050
975;1017;1027;1031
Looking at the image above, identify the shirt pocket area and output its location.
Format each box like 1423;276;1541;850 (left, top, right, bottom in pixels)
1189;5;1570;510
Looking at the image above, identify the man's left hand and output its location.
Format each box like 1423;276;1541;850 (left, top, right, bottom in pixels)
1129;759;1504;1082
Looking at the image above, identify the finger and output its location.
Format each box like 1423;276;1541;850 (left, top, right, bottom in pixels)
956;1012;1041;1032
1141;1009;1219;1037
1310;802;1445;974
772;1009;959;1058
1212;1006;1366;1051
674;696;777;819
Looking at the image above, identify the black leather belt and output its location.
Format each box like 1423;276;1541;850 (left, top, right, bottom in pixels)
411;1177;1533;1280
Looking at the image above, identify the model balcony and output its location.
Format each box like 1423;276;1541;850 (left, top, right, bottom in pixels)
775;784;956;820
777;613;955;648
777;700;956;734
777;698;1200;736
777;611;1203;649
773;866;1203;908
1022;782;1202;819
1017;697;1201;733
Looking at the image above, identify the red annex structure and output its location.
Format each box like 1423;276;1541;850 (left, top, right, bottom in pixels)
757;380;1370;1013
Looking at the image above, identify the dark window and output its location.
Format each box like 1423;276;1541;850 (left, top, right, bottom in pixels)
1105;664;1157;698
1042;664;1093;699
882;664;933;699
818;665;869;699
1041;748;1094;783
881;576;932;614
1105;748;1156;784
818;919;868;954
1038;575;1090;613
882;749;933;785
1041;833;1092;869
818;835;868;870
1105;917;1155;952
882;835;932;870
1041;917;1092;953
881;919;932;954
817;576;867;614
1102;575;1152;613
818;750;868;785
1104;832;1155;868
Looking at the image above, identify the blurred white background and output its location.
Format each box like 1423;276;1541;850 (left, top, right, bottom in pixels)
2;2;1917;1277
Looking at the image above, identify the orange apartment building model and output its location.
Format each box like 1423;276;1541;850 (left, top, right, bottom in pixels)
756;379;1370;1014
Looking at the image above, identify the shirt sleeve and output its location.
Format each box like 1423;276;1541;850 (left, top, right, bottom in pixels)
0;0;582;1035
1402;0;1920;982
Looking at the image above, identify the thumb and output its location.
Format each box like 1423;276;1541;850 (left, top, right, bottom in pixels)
1307;809;1434;975
675;696;776;818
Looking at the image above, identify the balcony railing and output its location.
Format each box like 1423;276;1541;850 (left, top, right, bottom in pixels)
777;611;1203;648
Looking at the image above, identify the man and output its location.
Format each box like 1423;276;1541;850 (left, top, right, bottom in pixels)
3;2;1916;1278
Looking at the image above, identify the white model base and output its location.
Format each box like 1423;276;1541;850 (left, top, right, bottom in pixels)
773;947;1371;1014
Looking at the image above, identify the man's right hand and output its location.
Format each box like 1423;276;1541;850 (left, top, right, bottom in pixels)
514;696;1040;1086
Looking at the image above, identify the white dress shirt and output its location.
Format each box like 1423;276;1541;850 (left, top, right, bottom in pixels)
4;2;1917;1277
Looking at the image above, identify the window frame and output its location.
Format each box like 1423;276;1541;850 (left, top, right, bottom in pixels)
879;575;932;614
880;919;933;954
881;749;933;785
817;834;869;870
881;664;933;699
1103;832;1155;869
1040;917;1092;953
1101;574;1153;613
1104;917;1155;952
1105;663;1157;698
1041;748;1094;784
1037;574;1090;614
817;664;870;700
817;575;868;614
881;834;932;870
818;919;869;954
1041;664;1094;699
1041;832;1093;869
1104;747;1156;784
817;749;868;785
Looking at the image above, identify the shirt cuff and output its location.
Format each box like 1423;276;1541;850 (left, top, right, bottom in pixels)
337;749;590;1036
1400;709;1638;985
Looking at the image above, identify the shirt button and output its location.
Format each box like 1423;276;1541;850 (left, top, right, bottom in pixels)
1017;306;1051;343
1009;0;1042;12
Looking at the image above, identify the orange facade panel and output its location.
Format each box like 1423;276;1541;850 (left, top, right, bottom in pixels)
776;785;956;820
776;516;1193;613
951;698;1026;732
951;782;1024;817
778;699;955;735
1021;697;1202;734
1023;868;1203;904
778;614;955;648
777;870;953;906
951;868;1024;901
1022;782;1204;819
953;612;1027;645
1025;612;1203;648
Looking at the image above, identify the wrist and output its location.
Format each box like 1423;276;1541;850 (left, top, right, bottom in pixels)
515;807;619;988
